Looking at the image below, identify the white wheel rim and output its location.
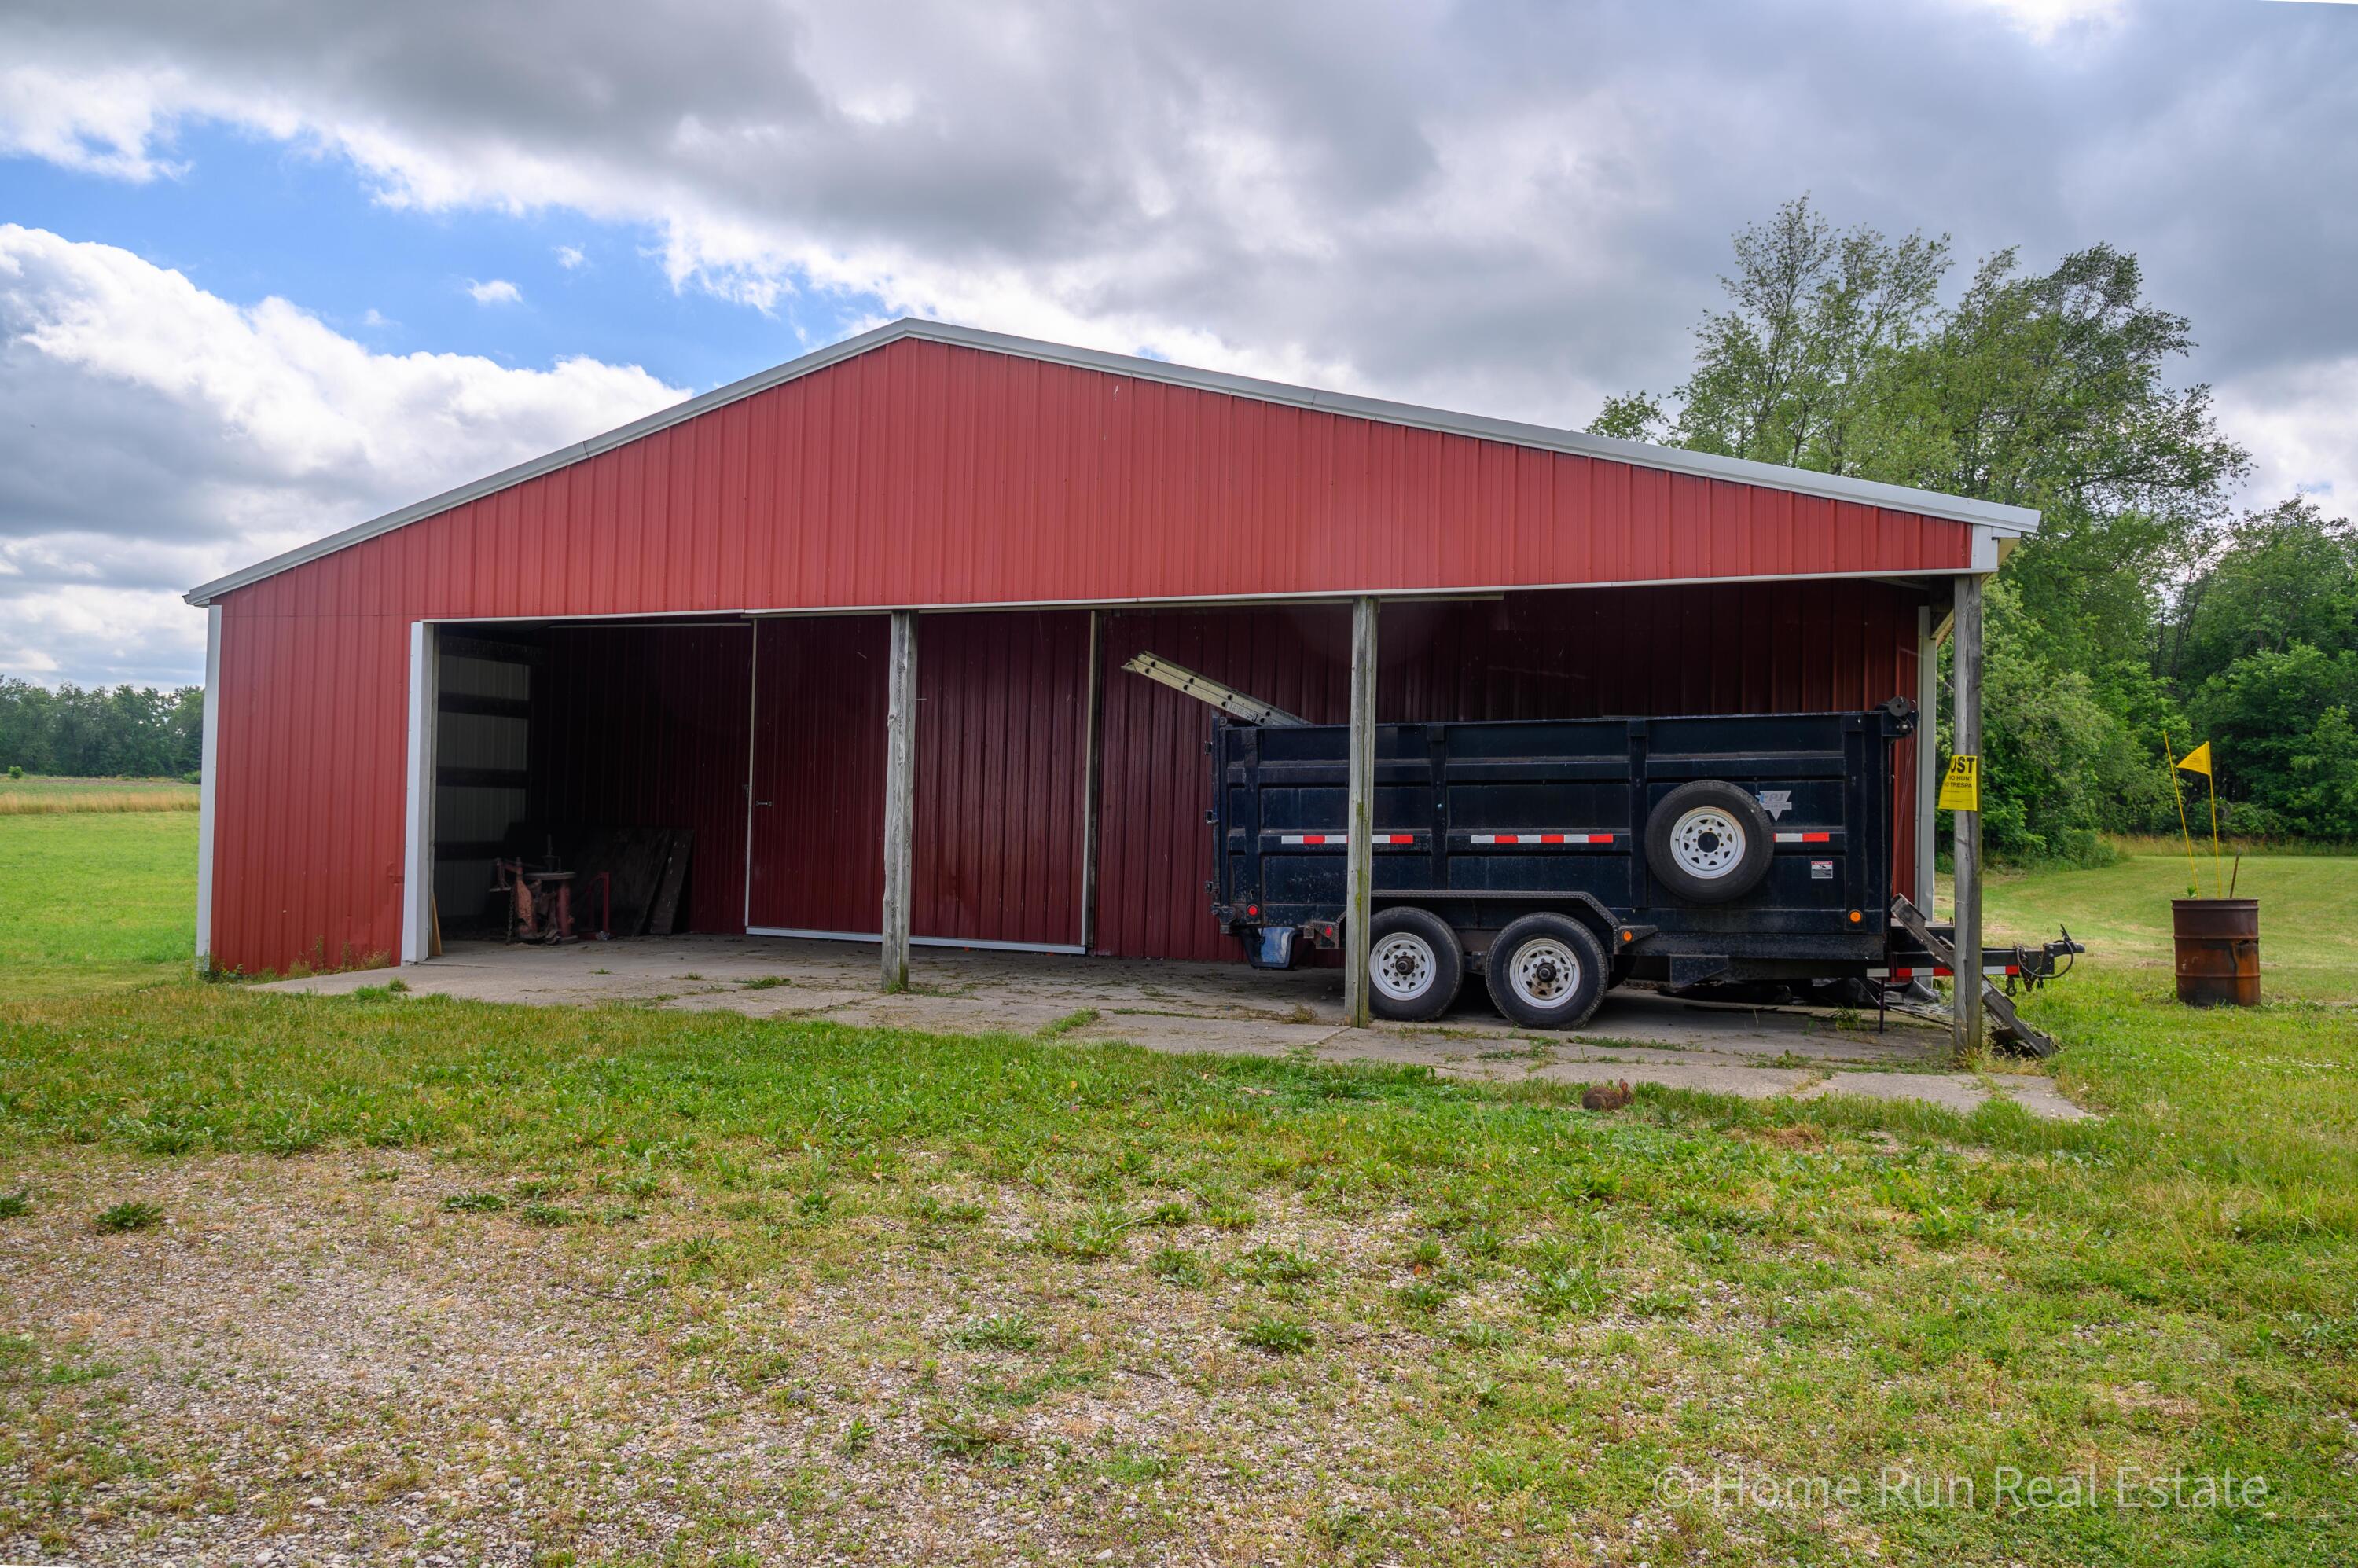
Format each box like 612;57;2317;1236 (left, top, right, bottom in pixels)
1508;937;1581;1011
1370;931;1439;1002
1669;806;1745;879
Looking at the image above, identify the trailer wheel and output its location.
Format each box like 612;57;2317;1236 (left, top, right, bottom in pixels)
1484;913;1608;1030
1365;906;1464;1023
1644;780;1773;904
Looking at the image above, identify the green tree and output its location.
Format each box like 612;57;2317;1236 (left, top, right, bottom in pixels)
2171;499;2358;688
1592;196;2254;857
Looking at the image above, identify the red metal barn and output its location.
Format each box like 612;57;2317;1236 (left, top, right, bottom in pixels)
186;321;2031;994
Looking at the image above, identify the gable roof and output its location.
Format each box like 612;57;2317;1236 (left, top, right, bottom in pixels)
185;318;2039;607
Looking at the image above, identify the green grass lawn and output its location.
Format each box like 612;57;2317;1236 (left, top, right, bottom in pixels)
1;816;2352;1564
0;813;196;999
1983;847;2358;1004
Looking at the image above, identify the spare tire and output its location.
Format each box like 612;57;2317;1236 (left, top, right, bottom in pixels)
1644;780;1773;904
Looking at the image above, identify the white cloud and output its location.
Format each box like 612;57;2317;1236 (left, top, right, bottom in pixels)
2217;356;2358;515
464;276;522;305
1960;0;2125;44
0;225;689;685
553;244;586;269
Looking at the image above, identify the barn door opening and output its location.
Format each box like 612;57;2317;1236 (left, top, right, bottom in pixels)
746;610;1093;952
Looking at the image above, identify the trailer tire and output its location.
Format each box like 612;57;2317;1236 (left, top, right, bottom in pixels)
1644;780;1773;904
1365;906;1464;1023
1485;913;1608;1030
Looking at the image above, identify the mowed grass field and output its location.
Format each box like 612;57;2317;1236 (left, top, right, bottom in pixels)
1;816;2352;1565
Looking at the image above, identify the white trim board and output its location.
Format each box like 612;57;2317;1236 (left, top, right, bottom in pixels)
400;622;439;964
376;560;1985;633
193;605;222;972
747;926;1087;957
185;319;2040;607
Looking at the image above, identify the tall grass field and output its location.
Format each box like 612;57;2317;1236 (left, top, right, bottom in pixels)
0;773;199;815
1;812;2352;1565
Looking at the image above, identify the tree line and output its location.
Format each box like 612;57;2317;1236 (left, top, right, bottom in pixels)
0;679;204;779
1593;198;2357;858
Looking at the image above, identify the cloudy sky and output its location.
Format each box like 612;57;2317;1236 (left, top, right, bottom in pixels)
2;0;2352;687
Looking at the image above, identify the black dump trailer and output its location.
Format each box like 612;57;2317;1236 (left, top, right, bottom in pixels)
1204;695;2031;1028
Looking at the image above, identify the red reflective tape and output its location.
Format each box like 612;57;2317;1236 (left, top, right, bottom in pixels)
1540;833;1565;844
1804;832;1831;843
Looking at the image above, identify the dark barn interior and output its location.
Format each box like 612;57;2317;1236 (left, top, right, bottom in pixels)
424;579;1930;964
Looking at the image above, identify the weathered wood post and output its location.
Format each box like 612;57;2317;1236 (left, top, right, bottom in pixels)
1951;575;1984;1054
882;608;918;993
1342;595;1379;1029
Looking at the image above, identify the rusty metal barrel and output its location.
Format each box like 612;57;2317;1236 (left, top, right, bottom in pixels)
2173;898;2260;1006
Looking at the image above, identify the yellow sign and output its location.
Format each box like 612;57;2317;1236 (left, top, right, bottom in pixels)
2176;740;2213;777
1937;754;1980;813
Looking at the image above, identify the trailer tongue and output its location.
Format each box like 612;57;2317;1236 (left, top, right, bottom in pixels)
1128;652;2077;1050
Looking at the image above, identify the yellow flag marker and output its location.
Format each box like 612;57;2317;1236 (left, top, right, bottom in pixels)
2176;740;2223;894
1936;754;1979;813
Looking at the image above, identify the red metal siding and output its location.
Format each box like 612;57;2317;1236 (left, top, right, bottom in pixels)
223;337;1974;632
747;616;887;933
1095;583;1923;964
531;624;753;936
209;333;1960;976
209;612;410;975
747;611;1090;946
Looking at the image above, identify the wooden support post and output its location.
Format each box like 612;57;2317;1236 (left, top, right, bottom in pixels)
1342;595;1379;1029
882;609;918;993
1078;610;1105;954
1951;574;1984;1055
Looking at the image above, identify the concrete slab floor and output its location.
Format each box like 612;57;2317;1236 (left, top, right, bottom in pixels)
266;934;2091;1122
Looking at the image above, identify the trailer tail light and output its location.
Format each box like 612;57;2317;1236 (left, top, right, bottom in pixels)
1247;904;1259;917
1849;909;1863;924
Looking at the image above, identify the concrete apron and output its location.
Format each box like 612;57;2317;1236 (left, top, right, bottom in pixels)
266;935;2091;1123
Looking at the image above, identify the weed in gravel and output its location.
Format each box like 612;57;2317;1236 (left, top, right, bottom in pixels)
1524;1267;1607;1316
1396;1281;1453;1315
1038;1206;1133;1260
1195;1190;1258;1230
1244;1245;1321;1284
517;1203;576;1227
740;975;791;990
1035;1007;1100;1039
512;1177;568;1199
913;1194;986;1225
1308;1504;1369;1548
440;1191;510;1213
0;1190;29;1220
258;1117;324;1155
1629;1287;1694;1318
1460;1226;1506;1261
1149;1247;1207;1287
840;1417;875;1456
1449;1323;1515;1350
357;1167;400;1183
951;1313;1041;1352
1097;1446;1171;1485
1237;1316;1313;1355
1145;1199;1193;1227
925;1412;1021;1462
94;1200;163;1232
1405;1237;1445;1270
